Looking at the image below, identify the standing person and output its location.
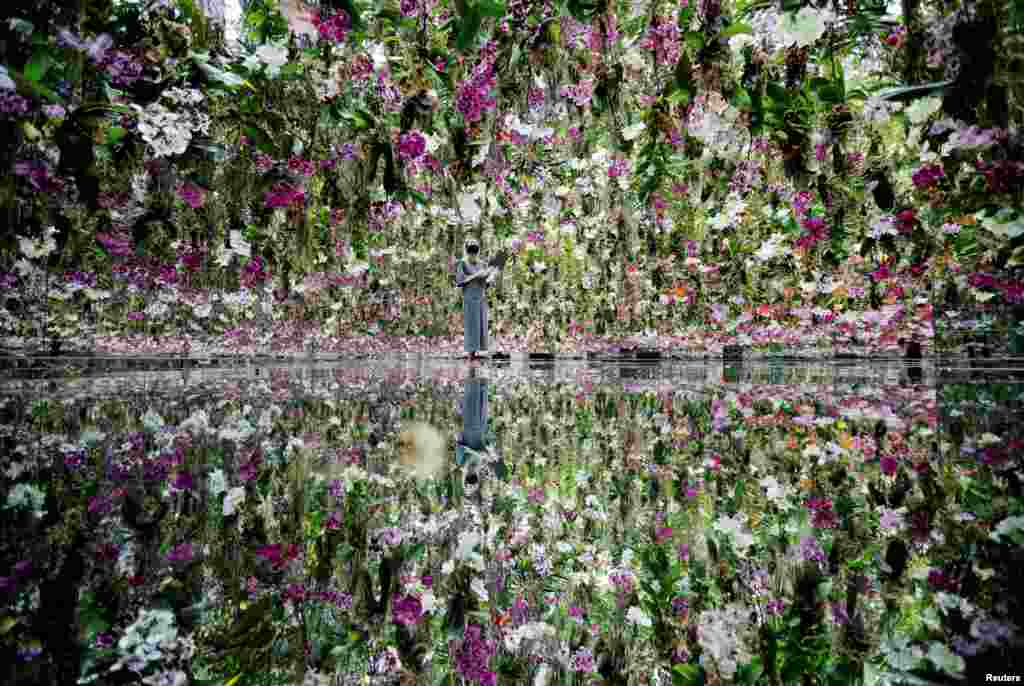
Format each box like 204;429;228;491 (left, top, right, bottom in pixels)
455;366;508;482
455;237;496;360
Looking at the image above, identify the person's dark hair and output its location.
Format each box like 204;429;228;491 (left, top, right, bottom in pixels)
467;244;479;254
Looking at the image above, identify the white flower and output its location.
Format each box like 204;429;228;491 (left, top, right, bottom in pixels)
753;235;787;262
207;469;227;497
0;65;15;90
760;476;787;503
223;486;246;516
905;97;942;125
470;576;489;602
625;606;652;627
621;48;646;71
179;409;210;434
4;483;47;515
18;235;57;260
457;192;481;223
622;122;646;141
779;7;835;48
253;43;289;76
926;642;965;675
142;409;165;432
990;515;1024;543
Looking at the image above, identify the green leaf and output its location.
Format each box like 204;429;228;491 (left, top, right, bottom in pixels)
279;63;304;78
731;87;752;109
817;84;844;104
107;126;127;144
673;663;701;686
765;81;789;104
720;22;754;38
684;31;704;51
25;52;53;83
9;18;34;35
477;0;506;18
874;80;955;102
456;8;484;52
668;88;690;106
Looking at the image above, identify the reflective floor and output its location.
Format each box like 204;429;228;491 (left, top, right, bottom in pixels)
0;358;1021;685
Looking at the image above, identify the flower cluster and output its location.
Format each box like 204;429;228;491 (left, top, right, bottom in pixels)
175;181;206;209
14;160;63;194
312;9;352;44
397;130;426;161
103;50;144;87
253;153;275;173
975;159;1024;194
608;157;631;179
641;16;682;67
911;163;945;190
806;497;839;529
697;605;754;681
559;78;596;108
240;256;269;289
0;91;31;117
452;624;496;686
570;646;595;672
391;594;423;626
263;182;305;208
368;200;403;232
795;214;829;250
287;157;317;177
456;59;498;124
132;102;197;158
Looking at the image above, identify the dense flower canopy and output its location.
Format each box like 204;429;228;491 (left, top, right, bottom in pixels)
0;0;1022;359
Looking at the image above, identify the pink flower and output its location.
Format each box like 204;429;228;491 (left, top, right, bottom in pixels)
167;543;195;563
880;455;898;476
176;181;206;209
397;131;427;161
392;594;423;626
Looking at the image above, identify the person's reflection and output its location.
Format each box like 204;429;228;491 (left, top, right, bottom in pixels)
455;366;507;482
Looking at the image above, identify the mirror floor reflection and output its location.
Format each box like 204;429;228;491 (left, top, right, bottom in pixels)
0;359;1021;686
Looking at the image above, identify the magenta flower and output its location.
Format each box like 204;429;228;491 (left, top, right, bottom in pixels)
911;163;944;190
312;9;352;44
171;471;194;491
287;157;317;177
284;583;307;603
176;181;206;209
263;182;305;208
655;526;673;544
880;455;898;476
255;543;300;570
13;160;63;193
608;157;630;179
392;594;423;626
167;543;195;563
397;131;426;161
324;511;342;530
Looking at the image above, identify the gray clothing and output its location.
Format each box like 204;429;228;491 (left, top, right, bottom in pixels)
459;376;488;452
455;259;492;353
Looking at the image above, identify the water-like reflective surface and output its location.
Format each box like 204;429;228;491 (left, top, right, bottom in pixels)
0;358;1021;686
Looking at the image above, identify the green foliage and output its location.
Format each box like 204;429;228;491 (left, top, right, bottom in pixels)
242;0;290;45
